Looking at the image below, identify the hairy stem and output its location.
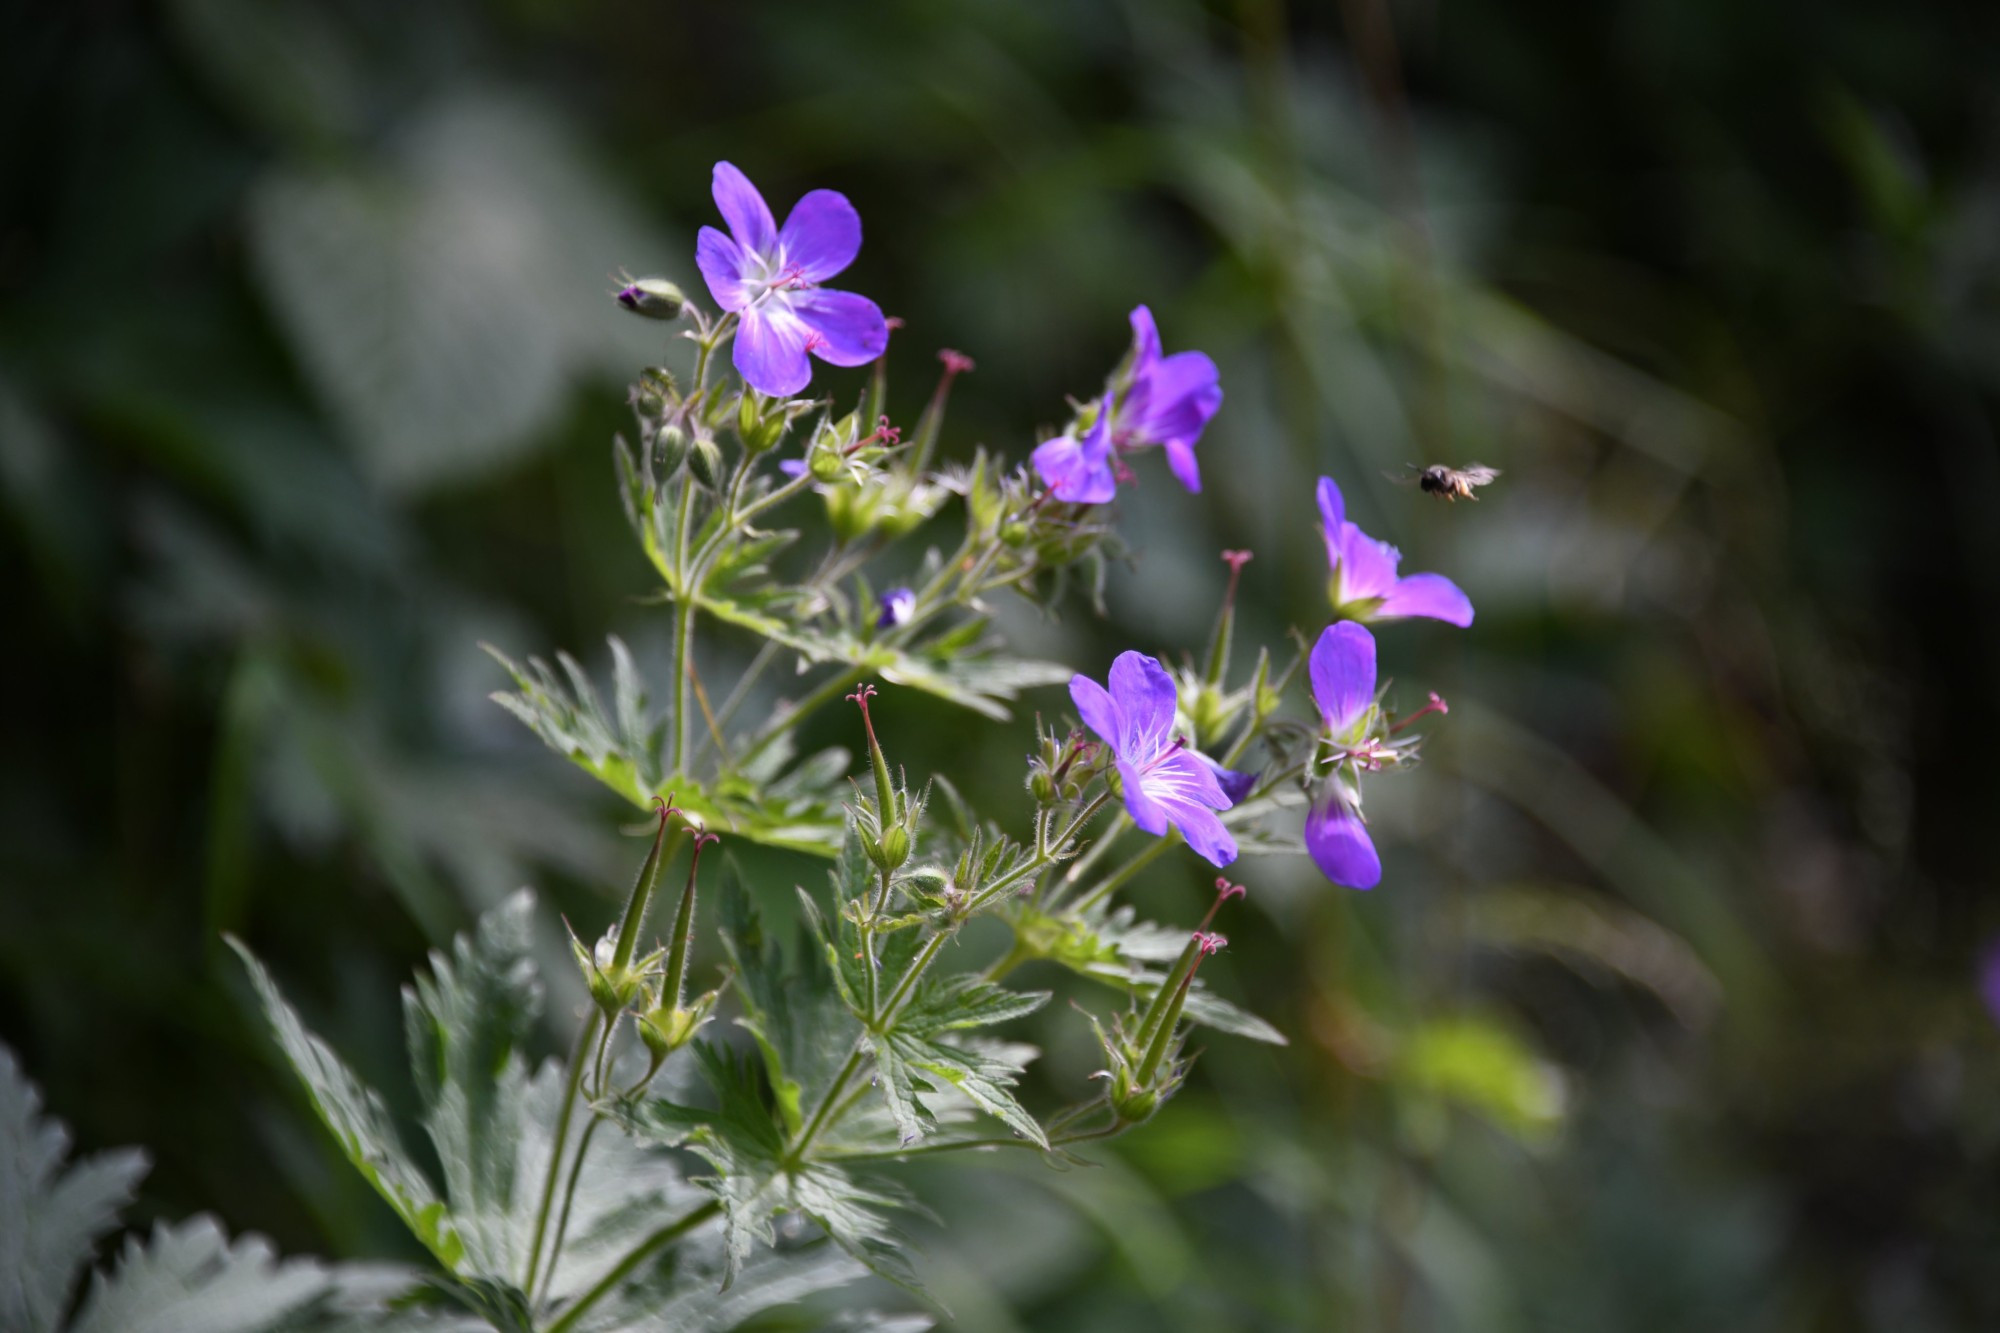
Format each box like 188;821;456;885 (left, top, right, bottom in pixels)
544;1199;723;1333
524;1012;603;1294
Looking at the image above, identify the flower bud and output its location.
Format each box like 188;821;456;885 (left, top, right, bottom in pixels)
737;391;788;454
586;960;642;1019
615;277;686;320
656;424;690;475
687;434;725;490
1029;769;1056;804
1000;520;1031;548
867;822;911;872
809;440;846;483
638;1004;702;1060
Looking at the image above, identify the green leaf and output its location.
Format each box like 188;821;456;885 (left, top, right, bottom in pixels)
613;1047;928;1300
0;1047;149;1333
228;939;463;1270
486;642;847;856
898;975;1051;1035
402;892;542;1280
68;1219;376;1333
873;1032;1046;1150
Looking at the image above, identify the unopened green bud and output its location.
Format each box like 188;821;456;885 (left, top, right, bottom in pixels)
737;392;787;454
615;277;686;320
1000;520;1031;548
867;822;911;872
687;434;725;490
586;961;642;1019
806;443;842;483
638;1004;703;1059
656;424;690;475
1029;769;1056;804
1110;1083;1159;1124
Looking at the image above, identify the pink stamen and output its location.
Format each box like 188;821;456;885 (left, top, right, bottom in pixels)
1389;691;1449;735
938;348;975;376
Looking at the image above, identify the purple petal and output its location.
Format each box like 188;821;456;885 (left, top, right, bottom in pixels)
732;308;811;398
1130;349;1221;448
1336;524;1400;603
1105;651;1177;761
1305;797;1381;889
1032;425;1115;504
1069;673;1123;757
1316;476;1347;535
1308;621;1377;733
1127;305;1161;373
1170;801;1239;868
1144;745;1232;811
779;189;862;283
1116;757;1170;837
1378;572;1474;627
1162;439;1202;493
778;459;807;477
876;586;915;629
1203;757;1258;805
712;161;776;256
792;288;888;367
695;226;750;312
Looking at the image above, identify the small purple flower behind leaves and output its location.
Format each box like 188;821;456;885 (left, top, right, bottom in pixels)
1070;651;1238;868
1111;305;1223;493
877;586;914;629
1031;395;1116;504
695;162;889;398
1305;622;1384;889
1318;476;1473;627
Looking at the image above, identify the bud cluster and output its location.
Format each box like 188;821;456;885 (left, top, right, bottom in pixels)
1025;720;1104;807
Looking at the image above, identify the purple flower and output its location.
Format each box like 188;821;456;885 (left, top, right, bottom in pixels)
877;586;914;629
1981;938;2000;1028
1317;477;1473;627
1304;621;1383;889
1070;651;1237;868
695;162;889;398
1111;306;1222;493
1030;395;1116;504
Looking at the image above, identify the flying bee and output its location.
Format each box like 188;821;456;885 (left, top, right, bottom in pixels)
1387;463;1502;501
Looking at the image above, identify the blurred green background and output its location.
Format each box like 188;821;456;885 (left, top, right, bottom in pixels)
6;0;2000;1328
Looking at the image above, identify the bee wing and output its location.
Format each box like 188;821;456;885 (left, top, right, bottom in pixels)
1458;465;1502;485
1382;464;1424;486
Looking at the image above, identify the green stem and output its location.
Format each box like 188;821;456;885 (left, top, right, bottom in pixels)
523;1012;602;1294
1056;811;1131;892
544;1199;723;1333
790;1047;866;1164
736;666;863;768
822;1122;1123;1164
535;1115;604;1304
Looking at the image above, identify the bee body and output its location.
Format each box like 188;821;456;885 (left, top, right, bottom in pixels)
1390;463;1502;501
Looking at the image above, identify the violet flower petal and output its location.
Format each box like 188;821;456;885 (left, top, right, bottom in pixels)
1116;756;1170;838
733;308;812;398
791;288;888;366
1336;525;1401;603
1032;407;1116;504
1105;651;1176;760
711;161;777;255
1378;572;1475;627
1068;673;1123;758
1162;439;1202;493
1128;304;1162;372
1309;621;1378;733
695;226;750;312
1132;349;1222;446
779;188;863;283
1305;797;1381;889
